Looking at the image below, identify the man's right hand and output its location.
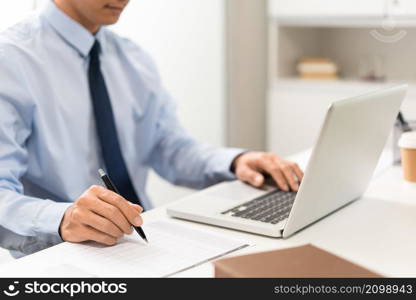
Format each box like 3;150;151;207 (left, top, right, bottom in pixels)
59;185;143;246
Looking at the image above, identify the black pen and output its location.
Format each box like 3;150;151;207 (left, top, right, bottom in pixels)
98;169;148;243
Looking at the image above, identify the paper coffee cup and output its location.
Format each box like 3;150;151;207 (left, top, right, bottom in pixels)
399;132;416;182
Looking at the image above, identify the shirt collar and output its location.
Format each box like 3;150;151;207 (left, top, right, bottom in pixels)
41;1;106;57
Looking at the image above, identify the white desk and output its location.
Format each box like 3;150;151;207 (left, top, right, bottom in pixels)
1;164;416;277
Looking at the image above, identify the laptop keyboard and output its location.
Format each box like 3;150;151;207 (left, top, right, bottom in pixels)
221;190;297;224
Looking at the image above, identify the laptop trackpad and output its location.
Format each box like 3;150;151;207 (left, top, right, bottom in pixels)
189;181;271;214
204;181;271;200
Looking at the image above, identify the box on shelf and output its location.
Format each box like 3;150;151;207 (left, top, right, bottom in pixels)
297;57;339;80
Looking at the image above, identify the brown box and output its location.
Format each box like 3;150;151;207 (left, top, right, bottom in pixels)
214;244;382;278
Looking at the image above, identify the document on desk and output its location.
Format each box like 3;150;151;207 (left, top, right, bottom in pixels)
59;220;249;277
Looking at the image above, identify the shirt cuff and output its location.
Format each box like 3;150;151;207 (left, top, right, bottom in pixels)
33;200;72;241
215;147;247;181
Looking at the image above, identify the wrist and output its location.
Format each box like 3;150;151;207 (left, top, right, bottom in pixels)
230;151;249;174
58;206;72;241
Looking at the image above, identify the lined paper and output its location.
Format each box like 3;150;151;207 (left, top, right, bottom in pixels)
59;221;249;277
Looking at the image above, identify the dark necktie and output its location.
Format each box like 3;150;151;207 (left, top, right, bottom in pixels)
88;40;142;206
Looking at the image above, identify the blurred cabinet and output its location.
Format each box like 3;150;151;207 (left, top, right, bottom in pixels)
387;0;416;17
269;0;416;24
267;80;386;156
269;0;385;19
267;0;416;156
267;79;416;156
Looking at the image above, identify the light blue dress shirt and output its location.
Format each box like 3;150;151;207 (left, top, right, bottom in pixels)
0;2;243;256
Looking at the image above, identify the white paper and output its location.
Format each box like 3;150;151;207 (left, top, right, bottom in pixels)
57;221;248;277
39;264;95;277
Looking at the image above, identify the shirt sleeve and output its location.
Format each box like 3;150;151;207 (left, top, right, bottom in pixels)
147;87;246;189
0;45;71;253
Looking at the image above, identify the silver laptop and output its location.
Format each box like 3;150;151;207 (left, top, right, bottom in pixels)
167;85;407;238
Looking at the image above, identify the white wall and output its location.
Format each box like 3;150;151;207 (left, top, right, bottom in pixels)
112;1;226;207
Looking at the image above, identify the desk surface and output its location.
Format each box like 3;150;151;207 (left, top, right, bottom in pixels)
1;165;416;277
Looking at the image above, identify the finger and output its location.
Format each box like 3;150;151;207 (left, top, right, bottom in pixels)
97;189;143;227
82;225;117;246
236;166;264;187
80;209;124;239
292;163;304;182
270;169;289;192
129;203;143;213
84;196;133;234
281;164;299;192
258;160;289;191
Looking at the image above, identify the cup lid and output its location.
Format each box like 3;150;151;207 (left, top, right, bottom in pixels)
399;131;416;149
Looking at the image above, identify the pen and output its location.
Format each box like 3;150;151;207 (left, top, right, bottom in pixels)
98;169;148;243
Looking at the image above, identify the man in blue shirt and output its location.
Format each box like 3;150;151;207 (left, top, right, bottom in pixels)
0;0;303;256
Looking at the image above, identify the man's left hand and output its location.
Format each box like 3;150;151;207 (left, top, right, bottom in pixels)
233;152;304;192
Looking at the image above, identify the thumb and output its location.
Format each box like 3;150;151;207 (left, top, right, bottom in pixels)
237;167;264;187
